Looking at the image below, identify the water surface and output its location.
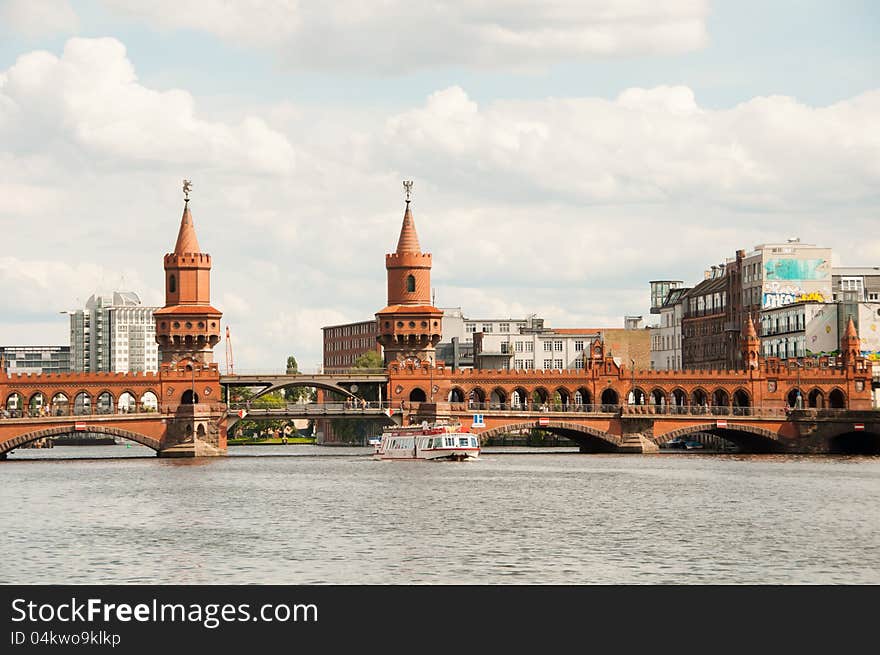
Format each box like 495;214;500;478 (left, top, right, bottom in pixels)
2;444;878;584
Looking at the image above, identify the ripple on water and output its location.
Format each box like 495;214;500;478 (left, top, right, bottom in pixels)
1;451;879;583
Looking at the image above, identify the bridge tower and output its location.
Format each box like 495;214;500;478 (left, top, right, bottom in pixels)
742;314;760;370
375;182;443;367
841;316;861;366
154;190;223;366
151;183;227;457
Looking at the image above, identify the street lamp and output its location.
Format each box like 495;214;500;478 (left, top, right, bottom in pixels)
794;359;803;409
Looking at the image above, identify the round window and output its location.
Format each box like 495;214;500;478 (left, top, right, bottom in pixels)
185;321;192;329
397;321;404;328
409;321;415;328
173;322;180;329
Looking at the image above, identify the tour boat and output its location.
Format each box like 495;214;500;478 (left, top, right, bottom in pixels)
374;421;480;461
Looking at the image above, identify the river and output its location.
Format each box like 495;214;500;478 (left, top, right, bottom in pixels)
2;445;878;584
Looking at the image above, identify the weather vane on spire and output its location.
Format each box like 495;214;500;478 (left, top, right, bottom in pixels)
403;180;413;203
183;179;193;202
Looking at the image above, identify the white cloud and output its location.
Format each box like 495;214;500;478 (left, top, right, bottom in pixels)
383;85;880;209
0;0;79;38
0;37;296;174
103;0;709;73
1;37;879;371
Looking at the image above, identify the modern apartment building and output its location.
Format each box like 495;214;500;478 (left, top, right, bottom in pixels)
68;292;159;373
832;267;880;302
0;346;70;375
474;324;651;371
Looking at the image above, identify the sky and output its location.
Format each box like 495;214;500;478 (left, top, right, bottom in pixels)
0;0;878;372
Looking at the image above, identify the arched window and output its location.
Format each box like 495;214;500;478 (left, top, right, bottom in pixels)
169;274;176;293
406;275;415;293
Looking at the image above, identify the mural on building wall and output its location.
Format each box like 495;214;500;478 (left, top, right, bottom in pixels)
858;304;880;361
805;306;838;356
764;259;829;281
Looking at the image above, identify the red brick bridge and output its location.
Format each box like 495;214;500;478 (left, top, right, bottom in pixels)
0;361;226;458
385;331;879;454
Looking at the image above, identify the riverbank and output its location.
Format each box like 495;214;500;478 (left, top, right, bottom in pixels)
226;436;317;446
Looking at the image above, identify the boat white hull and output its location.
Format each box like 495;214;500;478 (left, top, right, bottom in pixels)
376;447;480;461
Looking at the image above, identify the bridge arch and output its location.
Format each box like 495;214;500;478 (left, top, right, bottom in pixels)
0;425;161;456
532;387;549;405
629;387;647;405
511;387;529;409
28;392;46;416
574;387;591;407
671;388;688;410
807;388;825;409
490;387;507;408
448;387;465;403
691;388;708;407
469;387;486;405
553;387;570;409
408;387;427;402
829;388;846;409
650;388;666;406
828;429;880;455
95;391;115;414
50;392;69;416
477;421;620;452
657;423;784;453
600;388;618;410
243;380;361;403
73;391;92;415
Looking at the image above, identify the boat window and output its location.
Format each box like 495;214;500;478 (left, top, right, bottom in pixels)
458;437;469;447
470;437;478;447
445;437;453;447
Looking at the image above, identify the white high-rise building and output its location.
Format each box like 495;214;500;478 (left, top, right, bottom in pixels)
69;292;160;373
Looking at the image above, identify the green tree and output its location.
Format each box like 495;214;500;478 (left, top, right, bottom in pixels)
284;354;310;402
353;350;384;370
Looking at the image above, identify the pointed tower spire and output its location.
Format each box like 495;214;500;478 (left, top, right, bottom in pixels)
841;316;861;366
376;180;443;366
395;202;421;254
173;200;201;255
742;313;760;370
155;180;222;366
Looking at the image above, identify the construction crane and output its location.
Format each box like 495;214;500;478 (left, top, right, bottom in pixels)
225;325;235;375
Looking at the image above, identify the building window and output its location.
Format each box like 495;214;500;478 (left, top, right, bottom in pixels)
554;359;563;369
515;341;523;352
574;359;584;369
514;359;523;369
168;275;176;293
466;323;476;333
574;340;584;351
482;324;493;333
406;275;416;293
499;323;510;332
554;340;562;351
869;293;879;301
543;359;553;369
525;342;533;352
543;342;552;352
523;359;533;369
